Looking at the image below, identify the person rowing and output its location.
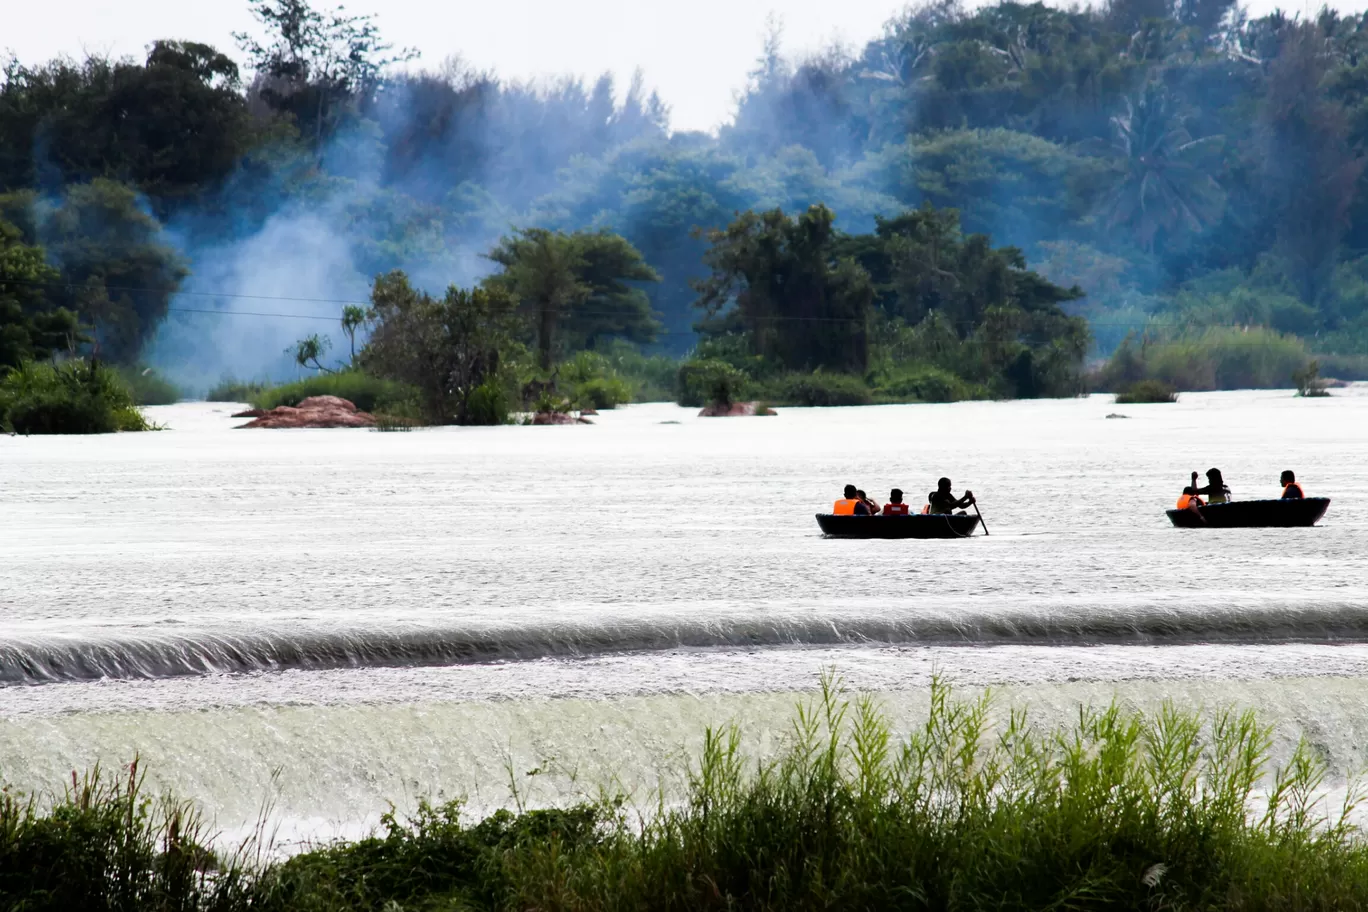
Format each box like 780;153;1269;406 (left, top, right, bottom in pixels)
927;477;975;515
1190;468;1230;504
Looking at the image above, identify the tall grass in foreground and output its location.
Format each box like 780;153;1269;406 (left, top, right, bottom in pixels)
0;360;151;434
7;678;1368;910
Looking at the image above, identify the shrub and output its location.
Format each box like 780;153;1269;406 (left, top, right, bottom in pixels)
1097;327;1309;391
600;339;679;402
1116;379;1178;403
1294;360;1331;397
560;351;633;409
206;377;269;402
0;360;150;434
768;371;872;407
249;372;416;415
114;365;181;405
875;365;977;403
677;359;749;407
464;380;509;425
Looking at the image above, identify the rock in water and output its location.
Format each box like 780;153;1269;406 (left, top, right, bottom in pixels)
237;396;377;429
698;401;776;417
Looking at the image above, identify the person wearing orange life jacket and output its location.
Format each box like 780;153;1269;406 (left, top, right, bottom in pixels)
1176;486;1205;511
883;489;911;516
1280;470;1305;499
833;484;874;515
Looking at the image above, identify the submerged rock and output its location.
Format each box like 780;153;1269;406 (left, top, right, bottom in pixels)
1105;413;1131;419
531;411;592;425
237;396;377;429
699;401;776;417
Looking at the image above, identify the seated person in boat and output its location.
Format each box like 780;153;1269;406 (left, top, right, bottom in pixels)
857;489;882;515
1280;470;1305;499
1191;468;1230;504
833;484;875;515
927;478;975;514
883;489;911;516
1176;487;1204;511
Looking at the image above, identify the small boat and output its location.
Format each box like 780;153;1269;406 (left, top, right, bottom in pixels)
1166;497;1330;528
816;513;981;539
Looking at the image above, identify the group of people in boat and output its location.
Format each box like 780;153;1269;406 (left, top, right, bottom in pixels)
1175;468;1307;512
832;479;977;517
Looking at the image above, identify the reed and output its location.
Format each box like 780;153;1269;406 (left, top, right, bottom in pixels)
7;678;1368;911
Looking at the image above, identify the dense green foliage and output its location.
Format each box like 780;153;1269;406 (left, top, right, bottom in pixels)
8;680;1368;910
0;360;152;433
7;0;1368;392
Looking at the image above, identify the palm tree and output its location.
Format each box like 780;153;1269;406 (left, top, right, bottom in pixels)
1102;83;1225;252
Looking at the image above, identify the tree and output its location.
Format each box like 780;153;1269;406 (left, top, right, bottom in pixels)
235;0;418;150
359;271;518;424
1100;83;1226;253
0;219;82;370
483;228;660;372
0;181;185;363
694;205;874;374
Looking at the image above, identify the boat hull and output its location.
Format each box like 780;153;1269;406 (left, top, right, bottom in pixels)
1166;497;1330;528
816;513;981;539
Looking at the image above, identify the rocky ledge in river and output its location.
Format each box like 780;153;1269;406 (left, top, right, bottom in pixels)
698;401;776;417
234;395;377;429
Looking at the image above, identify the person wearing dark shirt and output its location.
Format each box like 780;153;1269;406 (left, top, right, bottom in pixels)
856;489;881;516
1191;468;1230;504
1280;470;1305;499
927;477;975;514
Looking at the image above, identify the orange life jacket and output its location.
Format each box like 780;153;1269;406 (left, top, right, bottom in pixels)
1282;483;1305;499
1176;493;1204;510
833;498;859;515
883;502;910;516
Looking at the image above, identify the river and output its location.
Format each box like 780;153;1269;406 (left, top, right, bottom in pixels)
2;390;1366;847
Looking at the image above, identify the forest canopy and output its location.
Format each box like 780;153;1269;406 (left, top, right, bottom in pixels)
3;0;1368;399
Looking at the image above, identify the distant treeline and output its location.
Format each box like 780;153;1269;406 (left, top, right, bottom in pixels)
5;0;1368;398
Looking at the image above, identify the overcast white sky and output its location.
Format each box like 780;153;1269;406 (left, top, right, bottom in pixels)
7;0;1363;133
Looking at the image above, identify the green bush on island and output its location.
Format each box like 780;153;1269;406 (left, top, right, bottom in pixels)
560;351;633;410
873;365;985;403
765;371;872;407
1116;379;1179;404
205;377;269;402
0;360;151;434
248;371;417;416
1097;328;1311;392
8;679;1368;910
676;358;749;408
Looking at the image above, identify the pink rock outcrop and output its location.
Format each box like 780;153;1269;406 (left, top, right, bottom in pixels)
698;401;776;417
236;395;377;429
532;411;592;425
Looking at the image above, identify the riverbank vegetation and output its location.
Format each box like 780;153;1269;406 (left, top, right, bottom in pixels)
0;359;152;434
6;0;1368;403
6;680;1368;910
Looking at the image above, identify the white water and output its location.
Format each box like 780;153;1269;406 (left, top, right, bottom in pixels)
2;391;1367;844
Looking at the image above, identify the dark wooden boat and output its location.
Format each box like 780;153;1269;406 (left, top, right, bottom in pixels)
1166;497;1330;528
816;513;981;539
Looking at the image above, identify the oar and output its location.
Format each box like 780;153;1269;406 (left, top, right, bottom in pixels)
972;500;990;536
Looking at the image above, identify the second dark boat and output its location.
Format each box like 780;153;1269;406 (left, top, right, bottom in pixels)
1166;497;1330;528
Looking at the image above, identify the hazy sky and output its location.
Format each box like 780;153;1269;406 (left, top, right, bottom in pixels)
7;0;1364;133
